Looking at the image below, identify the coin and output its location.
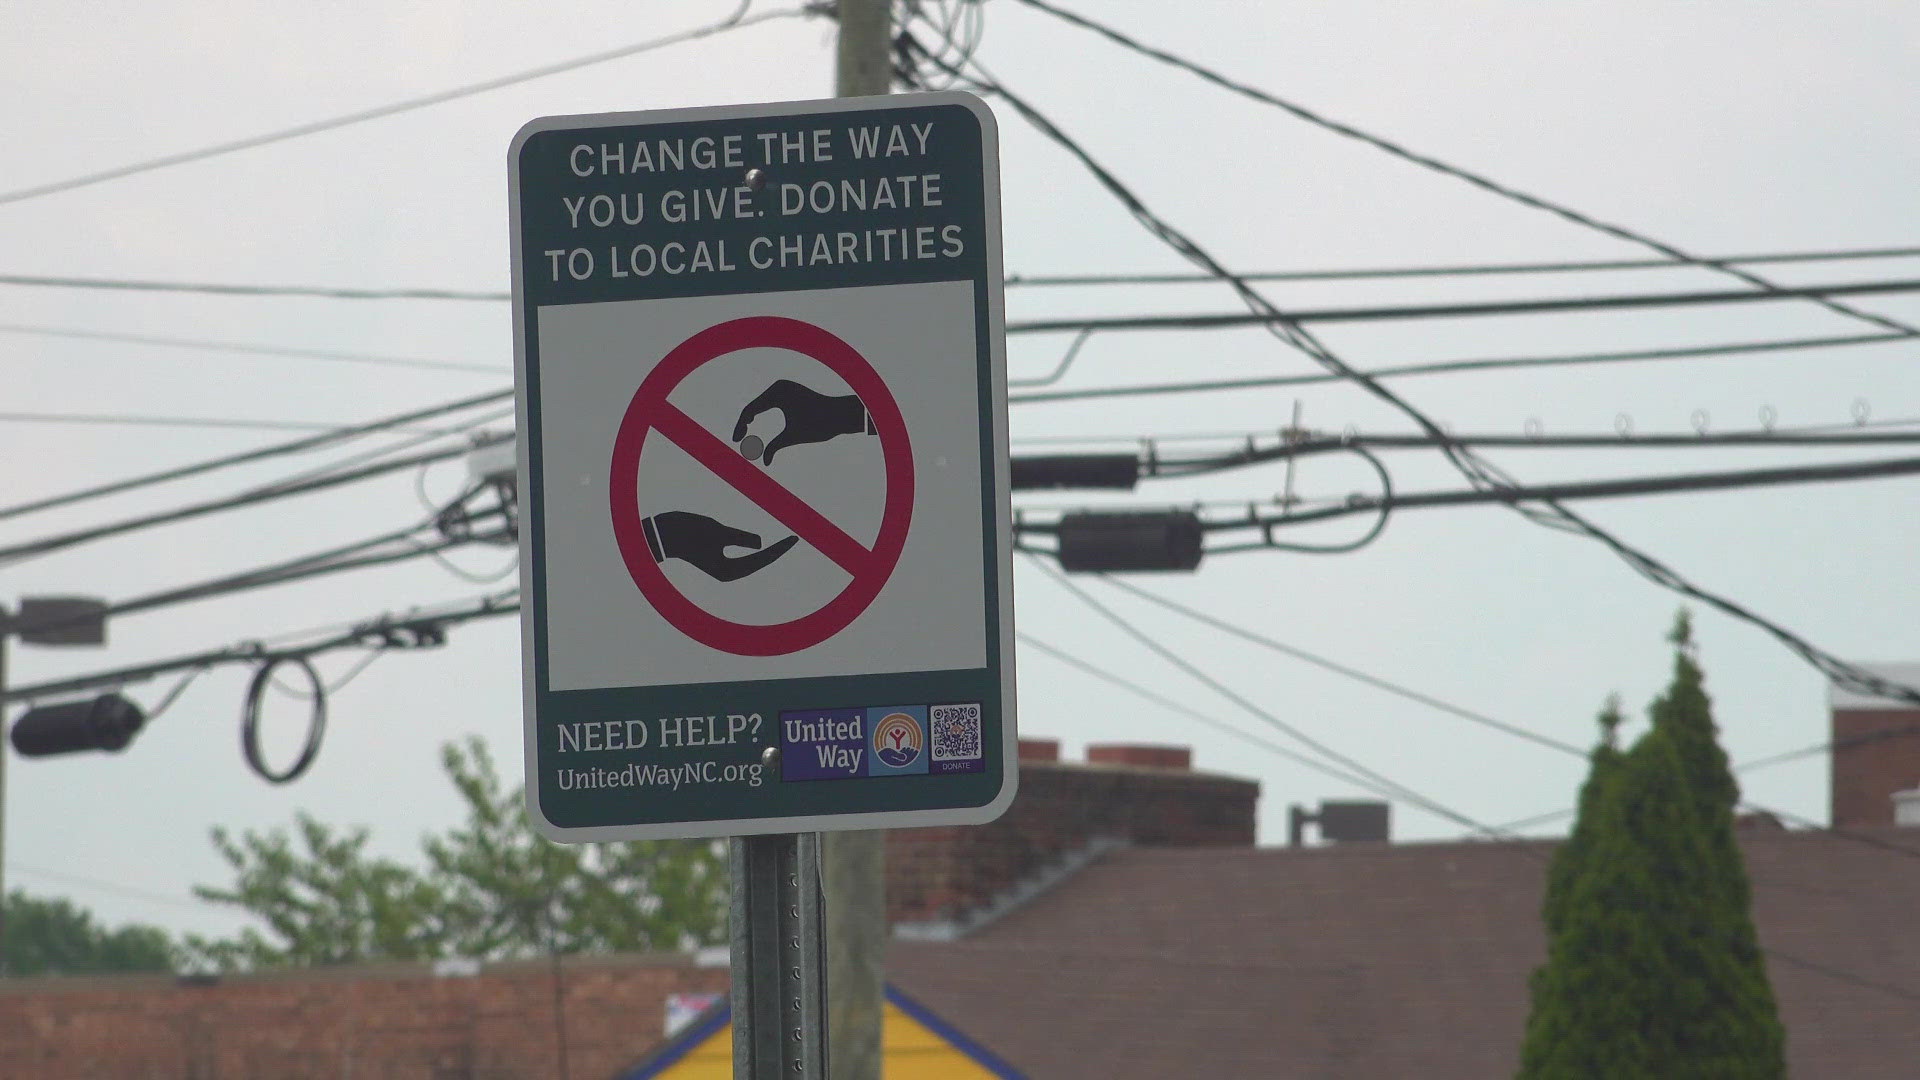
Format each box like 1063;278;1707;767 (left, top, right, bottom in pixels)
738;434;765;461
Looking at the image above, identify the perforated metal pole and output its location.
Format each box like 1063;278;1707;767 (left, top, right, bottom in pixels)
730;833;828;1078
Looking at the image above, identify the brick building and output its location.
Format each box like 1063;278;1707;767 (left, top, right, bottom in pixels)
7;727;1920;1077
886;739;1256;935
0;954;728;1079
0;741;1254;1079
1829;660;1920;828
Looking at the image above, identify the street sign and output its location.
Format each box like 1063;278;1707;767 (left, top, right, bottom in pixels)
509;92;1015;841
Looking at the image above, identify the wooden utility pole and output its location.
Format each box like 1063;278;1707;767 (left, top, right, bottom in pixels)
827;5;893;1075
836;0;893;99
0;624;9;976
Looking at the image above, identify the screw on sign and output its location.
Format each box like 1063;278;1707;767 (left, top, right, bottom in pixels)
608;315;915;657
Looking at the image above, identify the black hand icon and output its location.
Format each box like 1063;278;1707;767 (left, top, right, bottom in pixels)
643;511;799;582
730;379;873;465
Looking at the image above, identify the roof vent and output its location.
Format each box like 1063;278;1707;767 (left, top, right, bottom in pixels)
1290;800;1390;846
1894;785;1920;827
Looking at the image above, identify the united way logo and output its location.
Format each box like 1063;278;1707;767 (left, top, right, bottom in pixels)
869;709;926;773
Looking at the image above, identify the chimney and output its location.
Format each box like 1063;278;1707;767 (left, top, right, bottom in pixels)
1085;743;1190;770
886;740;1257;933
1828;663;1920;828
1018;738;1060;762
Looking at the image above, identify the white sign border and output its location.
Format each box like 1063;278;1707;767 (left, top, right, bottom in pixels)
508;90;1017;841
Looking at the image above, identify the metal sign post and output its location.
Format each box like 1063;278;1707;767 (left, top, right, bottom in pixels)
730;833;828;1078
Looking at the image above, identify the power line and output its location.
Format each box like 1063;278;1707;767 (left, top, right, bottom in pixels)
1010;330;1913;406
0;387;510;524
1082;572;1920;902
1011;413;1920;448
1336;430;1920;451
7;863;210;912
1021;553;1508;836
1015;632;1402;809
14;243;1920;304
912;46;1920;712
1001;277;1920;337
1044;429;1920;486
1092;570;1920;865
95;516;496;625
1015;546;1920;1002
1761;949;1920;1006
0;436;506;566
1005;0;1920;340
1002;244;1920;287
1014;453;1920;553
1737;722;1920;775
901;44;1589;528
1204;454;1920;533
1492;806;1578;833
0;2;811;208
0;273;509;303
8;490;512;650
0;411;484;435
247;405;512;499
2;589;519;704
0;322;503;374
1008;328;1094;388
1093;576;1591;758
1021;411;1920;445
1736;803;1920;865
1097;575;1920;876
1101;582;1920;877
1038;549;1920;887
1496;723;1920;835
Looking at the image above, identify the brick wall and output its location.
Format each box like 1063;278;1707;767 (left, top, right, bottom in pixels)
0;954;725;1080
1832;706;1920;828
886;742;1258;925
0;741;1256;1077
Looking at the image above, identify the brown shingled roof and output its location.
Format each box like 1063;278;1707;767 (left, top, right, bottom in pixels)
891;829;1920;1078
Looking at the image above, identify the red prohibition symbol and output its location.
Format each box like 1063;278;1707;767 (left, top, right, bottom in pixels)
608;316;915;656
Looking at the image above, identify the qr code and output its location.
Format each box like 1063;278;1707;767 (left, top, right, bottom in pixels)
930;703;983;761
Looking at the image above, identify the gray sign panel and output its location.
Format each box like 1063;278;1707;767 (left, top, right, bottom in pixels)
509;92;1015;841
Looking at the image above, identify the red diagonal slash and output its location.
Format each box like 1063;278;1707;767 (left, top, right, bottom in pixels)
608;315;914;657
649;401;877;578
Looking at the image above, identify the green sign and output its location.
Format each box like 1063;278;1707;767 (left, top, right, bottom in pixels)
509;93;1015;840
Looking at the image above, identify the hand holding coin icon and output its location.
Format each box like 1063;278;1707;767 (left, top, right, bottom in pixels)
730;379;873;465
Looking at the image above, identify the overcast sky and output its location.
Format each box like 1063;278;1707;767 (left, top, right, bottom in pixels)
3;0;1919;941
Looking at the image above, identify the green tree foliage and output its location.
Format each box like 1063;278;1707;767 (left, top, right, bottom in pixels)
188;736;726;970
1;890;177;976
1518;614;1785;1079
423;738;728;959
185;815;452;968
1537;697;1625;942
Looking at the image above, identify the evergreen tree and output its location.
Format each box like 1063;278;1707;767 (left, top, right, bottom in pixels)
1518;701;1625;1071
1518;616;1786;1079
1539;698;1626;939
1644;612;1786;1073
